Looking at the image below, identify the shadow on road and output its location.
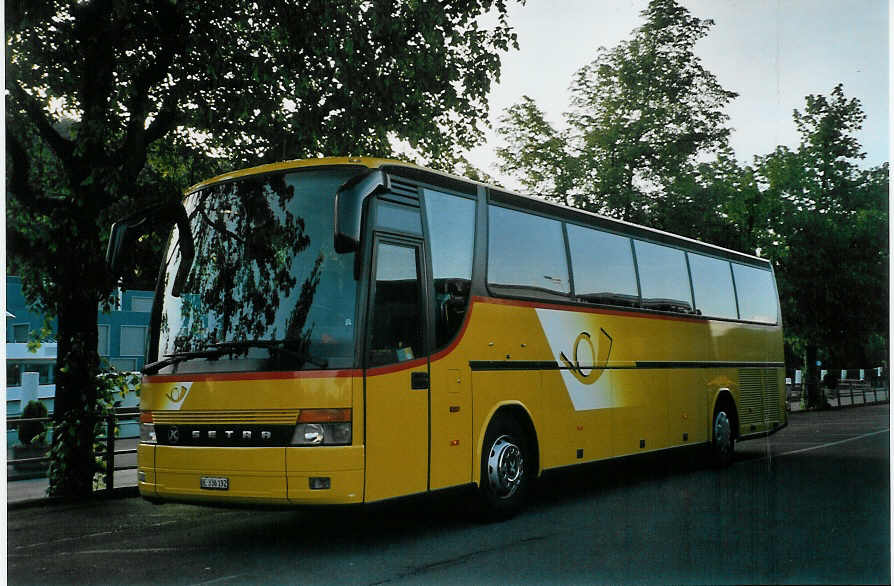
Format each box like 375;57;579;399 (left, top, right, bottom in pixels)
178;445;726;555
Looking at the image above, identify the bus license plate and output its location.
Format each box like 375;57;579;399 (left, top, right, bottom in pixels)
200;476;229;490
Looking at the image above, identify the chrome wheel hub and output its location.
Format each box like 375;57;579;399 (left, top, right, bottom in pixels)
714;411;732;456
487;435;524;499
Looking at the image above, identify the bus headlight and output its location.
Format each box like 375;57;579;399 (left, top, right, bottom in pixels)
291;422;352;445
298;423;325;444
291;409;352;446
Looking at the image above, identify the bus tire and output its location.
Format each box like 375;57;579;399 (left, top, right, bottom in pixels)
479;413;530;518
710;403;735;467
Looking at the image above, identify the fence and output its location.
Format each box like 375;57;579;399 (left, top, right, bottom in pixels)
6;409;139;493
786;378;889;411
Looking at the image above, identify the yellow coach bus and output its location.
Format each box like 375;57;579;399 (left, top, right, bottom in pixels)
107;157;785;515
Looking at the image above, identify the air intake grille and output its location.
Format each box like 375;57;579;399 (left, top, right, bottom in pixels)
152;409;299;425
763;371;783;423
389;177;421;201
738;368;784;427
738;369;764;426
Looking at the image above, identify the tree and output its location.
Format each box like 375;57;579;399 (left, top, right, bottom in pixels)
6;0;519;497
495;96;580;201
756;85;888;406
496;0;737;225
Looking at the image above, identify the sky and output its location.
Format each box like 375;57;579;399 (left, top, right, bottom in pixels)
467;0;890;189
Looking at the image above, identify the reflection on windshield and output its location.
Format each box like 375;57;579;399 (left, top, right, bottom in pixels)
157;167;361;371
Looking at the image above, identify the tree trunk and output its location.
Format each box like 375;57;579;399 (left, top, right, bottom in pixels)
805;344;821;409
48;218;103;497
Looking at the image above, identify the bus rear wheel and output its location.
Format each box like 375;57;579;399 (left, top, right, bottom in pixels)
711;406;735;467
479;414;530;518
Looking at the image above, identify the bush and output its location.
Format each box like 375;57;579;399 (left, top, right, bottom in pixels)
19;400;49;446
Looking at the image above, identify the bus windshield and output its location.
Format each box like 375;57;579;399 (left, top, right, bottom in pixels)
155;167;362;373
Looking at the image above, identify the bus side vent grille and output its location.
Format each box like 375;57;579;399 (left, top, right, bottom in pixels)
737;369;764;425
763;369;782;423
387;177;421;202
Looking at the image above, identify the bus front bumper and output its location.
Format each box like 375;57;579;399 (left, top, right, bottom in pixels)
138;443;364;505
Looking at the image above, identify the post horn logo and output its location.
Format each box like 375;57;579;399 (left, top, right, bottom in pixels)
559;328;613;384
165;384;189;403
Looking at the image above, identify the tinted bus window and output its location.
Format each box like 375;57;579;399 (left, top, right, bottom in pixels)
634;240;692;312
488;206;570;298
368;243;424;367
732;263;777;323
423;189;475;348
376;200;422;234
567;224;638;306
688;253;737;319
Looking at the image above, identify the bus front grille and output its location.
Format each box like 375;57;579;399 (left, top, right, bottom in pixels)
152;409;300;425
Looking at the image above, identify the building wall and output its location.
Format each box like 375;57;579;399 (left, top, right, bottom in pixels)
98;289;155;372
6;276;152;433
6;276;154;376
6;276;58;344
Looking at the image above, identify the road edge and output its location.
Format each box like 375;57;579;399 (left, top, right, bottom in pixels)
7;485;139;511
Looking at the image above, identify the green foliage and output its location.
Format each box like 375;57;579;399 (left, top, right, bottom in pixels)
24;315;57;353
493;0;887;386
19;400;49;447
92;366;141;492
757;85;888;371
495;96;578;199
9;0;519;497
47;365;140;497
497;0;736;224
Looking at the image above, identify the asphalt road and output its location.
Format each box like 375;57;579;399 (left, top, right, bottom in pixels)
8;404;890;585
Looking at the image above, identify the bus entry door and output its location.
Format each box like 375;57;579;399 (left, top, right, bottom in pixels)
363;237;431;502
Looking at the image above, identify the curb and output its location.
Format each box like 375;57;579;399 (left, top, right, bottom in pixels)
7;485;139;511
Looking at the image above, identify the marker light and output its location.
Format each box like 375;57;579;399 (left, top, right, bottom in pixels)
139;411;156;444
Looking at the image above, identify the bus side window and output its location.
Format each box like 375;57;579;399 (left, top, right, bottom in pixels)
567;224;639;307
633;240;693;313
487;205;570;300
732;263;777;323
423;189;476;350
688;253;737;319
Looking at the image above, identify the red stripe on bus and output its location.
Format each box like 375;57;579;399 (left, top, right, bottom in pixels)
144;369;361;383
365;356;429;376
145;294;709;384
430;300;476;362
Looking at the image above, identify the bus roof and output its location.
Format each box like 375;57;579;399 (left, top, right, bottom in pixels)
184;156;414;194
186;156;770;268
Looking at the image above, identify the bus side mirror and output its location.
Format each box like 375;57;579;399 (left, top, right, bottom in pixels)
106;202;195;297
106;222;132;277
334;169;387;253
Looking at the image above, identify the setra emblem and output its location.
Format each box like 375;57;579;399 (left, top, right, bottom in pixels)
168;426;180;444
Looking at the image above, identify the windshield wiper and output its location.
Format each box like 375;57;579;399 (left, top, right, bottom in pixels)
142;348;237;375
142;339;328;375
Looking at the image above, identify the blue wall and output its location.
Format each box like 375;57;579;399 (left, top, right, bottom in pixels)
6;276;154;372
6;277;151;445
6;276;58;342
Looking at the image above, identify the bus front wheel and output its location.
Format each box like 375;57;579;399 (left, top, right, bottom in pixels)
711;406;735;467
479;414;530;518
